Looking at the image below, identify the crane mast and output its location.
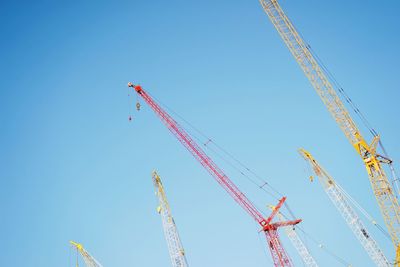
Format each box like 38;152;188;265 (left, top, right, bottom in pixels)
128;82;301;266
269;205;319;267
299;149;390;267
259;0;400;250
152;171;189;267
70;241;103;267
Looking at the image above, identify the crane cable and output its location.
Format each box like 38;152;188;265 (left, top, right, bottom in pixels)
301;157;391;241
198;141;281;200
145;93;281;218
335;179;392;240
198;131;357;263
289;12;399;195
378;140;400;198
137;92;352;266
69;246;72;267
304;39;400;196
257;231;274;265
290;14;399;220
278;202;353;267
301;36;377;139
69;244;79;267
296;226;352;267
146;91;283;202
127;88;134;122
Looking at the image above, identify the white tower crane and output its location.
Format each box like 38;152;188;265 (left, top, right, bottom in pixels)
299;149;390;267
152;171;189;267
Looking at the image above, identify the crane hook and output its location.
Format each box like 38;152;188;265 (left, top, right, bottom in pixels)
136;102;141;111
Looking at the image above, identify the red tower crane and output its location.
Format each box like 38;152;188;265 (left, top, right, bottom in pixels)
128;82;301;266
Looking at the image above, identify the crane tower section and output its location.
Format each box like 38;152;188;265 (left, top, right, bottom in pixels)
299;149;390;267
152;171;189;267
259;0;400;249
70;241;103;267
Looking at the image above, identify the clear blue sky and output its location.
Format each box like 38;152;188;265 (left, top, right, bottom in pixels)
1;0;399;266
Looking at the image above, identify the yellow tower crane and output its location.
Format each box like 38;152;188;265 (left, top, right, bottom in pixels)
70;241;103;267
258;0;400;254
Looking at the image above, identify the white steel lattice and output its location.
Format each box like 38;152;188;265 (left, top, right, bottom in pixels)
153;171;189;267
269;206;319;267
283;226;319;267
300;149;390;267
70;241;103;267
260;0;400;250
326;185;389;267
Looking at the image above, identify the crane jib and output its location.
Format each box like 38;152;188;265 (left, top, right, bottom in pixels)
259;0;400;251
129;82;301;267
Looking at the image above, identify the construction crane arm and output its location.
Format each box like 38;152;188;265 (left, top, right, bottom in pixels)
129;82;301;266
259;0;400;249
299;149;390;266
271;220;302;229
152;171;189;267
70;241;103;267
259;0;359;145
130;83;265;224
265;197;286;225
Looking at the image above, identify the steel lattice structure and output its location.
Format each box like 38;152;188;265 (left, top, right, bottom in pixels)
152;171;189;267
300;149;390;266
259;0;400;254
129;82;301;266
269;205;319;267
70;241;103;267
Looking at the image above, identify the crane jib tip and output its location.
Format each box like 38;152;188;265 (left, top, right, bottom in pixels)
127;82;142;93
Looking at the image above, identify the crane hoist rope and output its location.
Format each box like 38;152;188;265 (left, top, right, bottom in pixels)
128;82;301;266
258;0;400;252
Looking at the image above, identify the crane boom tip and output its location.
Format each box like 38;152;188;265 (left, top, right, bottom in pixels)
127;82;143;93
